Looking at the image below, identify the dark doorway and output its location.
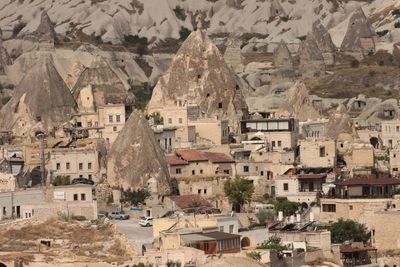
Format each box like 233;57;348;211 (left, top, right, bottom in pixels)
370;137;379;149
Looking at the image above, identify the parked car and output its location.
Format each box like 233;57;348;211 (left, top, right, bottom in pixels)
71;178;95;185
139;216;153;227
108;211;130;220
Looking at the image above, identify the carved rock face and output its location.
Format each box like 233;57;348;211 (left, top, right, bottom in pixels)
35;11;57;42
147;30;248;133
340;8;375;52
107;111;172;195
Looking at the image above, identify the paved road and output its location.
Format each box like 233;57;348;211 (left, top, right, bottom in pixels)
112;217;153;253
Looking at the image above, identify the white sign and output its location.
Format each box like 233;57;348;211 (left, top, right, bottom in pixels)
53;191;65;200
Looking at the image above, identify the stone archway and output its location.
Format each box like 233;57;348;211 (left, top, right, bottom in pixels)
241;237;251;248
0;262;7;267
301;202;309;211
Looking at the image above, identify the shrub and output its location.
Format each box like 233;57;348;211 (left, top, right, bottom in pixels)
179;27;191;41
1;96;11;105
124;34;148;46
173;6;186;21
247;251;261;261
273;200;300;216
256;209;274;224
351;60;360;68
122;188;151;206
13;21;26;37
330;218;369;243
376;30;389;37
52;175;70;186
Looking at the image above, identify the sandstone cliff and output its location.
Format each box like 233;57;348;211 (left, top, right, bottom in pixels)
147;30;248;133
107;111;171;195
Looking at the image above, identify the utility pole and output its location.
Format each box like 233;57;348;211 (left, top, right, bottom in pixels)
35;131;47;187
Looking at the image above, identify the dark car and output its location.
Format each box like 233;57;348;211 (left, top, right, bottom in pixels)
71;178;95;185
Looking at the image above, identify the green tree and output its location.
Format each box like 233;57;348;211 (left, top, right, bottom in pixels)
52;175;71;186
330;218;370;243
224;176;254;212
122;188;151;206
273;200;300;216
256;209;274;224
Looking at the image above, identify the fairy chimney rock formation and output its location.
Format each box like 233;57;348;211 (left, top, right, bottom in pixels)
273;40;294;70
298;34;325;77
310;20;336;64
35;11;56;43
147;30;248;134
340;8;376;58
107;111;172;196
0;57;76;136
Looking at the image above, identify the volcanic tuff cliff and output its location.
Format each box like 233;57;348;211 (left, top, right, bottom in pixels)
147;30;248;133
107;111;171;195
340;8;376;52
0;56;76;136
0;0;398;47
35;11;56;43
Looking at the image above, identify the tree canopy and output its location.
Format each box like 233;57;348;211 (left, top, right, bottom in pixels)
122;188;151;206
224;176;254;212
330;218;370;243
273;200;300;216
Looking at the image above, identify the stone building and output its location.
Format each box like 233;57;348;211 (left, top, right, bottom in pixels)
299;139;336;168
381;120;400;148
389;146;400;176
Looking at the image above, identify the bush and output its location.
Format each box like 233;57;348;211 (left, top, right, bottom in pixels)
179;27;191;41
256;209;274;224
273;200;300;216
376;30;389;37
330;218;369;243
392;9;400;17
257;236;287;251
146;112;163;125
1;96;11;105
173;6;186;21
13;21;26;37
52;175;71;186
351;60;360;68
124;34;148;46
247;251;261;261
122;188;151;206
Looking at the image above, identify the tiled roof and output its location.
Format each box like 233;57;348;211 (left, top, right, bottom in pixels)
165;154;188;166
335;177;400;186
203;152;235;163
176;150;209;162
298;174;327;179
340;246;377;253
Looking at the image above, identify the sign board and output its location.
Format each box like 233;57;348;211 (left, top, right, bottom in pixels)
53;191;65;200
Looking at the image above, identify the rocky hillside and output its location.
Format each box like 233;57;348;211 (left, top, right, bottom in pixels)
0;0;399;47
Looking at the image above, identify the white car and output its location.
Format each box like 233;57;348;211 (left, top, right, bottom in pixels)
139;216;153;227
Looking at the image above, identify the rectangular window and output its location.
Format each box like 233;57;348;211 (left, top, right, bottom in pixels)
73;194;78;201
260;171;264;176
322;204;336;212
113;126;117;132
109;115;113;123
272;141;276;147
218;102;223;109
229;225;234;234
88;174;92;180
219;226;224;232
168;118;172;124
192;170;195;175
204;189;207;194
176;168;182;174
243;166;249;172
278;141;282;147
81;194;86;201
88;162;92;170
116;115;121;122
79;163;83;170
319;146;326;157
200;169;203;174
394;154;397;158
87;121;92;127
349;205;353;210
2;207;6;216
56;163;60;170
66;162;70;170
393;168;398;171
178;118;183;124
198;189;201;194
223;170;230;174
283;183;289;191
397;126;399;133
